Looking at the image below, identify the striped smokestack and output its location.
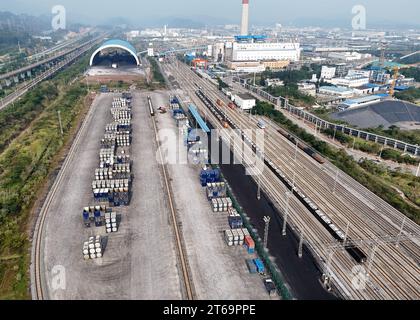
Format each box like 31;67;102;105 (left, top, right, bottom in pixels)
241;0;249;36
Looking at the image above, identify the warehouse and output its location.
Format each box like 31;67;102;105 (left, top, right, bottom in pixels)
231;42;301;62
232;93;256;110
90;39;140;67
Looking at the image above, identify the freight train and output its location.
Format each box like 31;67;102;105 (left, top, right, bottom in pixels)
277;127;326;165
262;156;367;264
196;89;367;264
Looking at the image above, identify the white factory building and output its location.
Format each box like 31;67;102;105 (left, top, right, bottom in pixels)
232;93;256;110
231;42;301;62
328;75;370;88
328;51;372;62
320;66;336;80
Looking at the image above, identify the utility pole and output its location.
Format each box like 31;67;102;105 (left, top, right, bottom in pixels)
379;145;384;159
298;232;304;258
57;111;64;136
263;216;271;249
396;218;406;248
257;174;261;200
367;243;378;276
352;137;356;150
282;191;291;236
333;169;339;194
253;72;256;86
333;127;337;142
343;222;350;248
416;162;420;177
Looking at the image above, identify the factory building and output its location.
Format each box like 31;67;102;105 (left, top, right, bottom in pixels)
320;66;336;80
232;93;256;110
329;75;370;88
318;86;354;98
231;42;301;62
262;60;289;70
227;61;265;73
328;51;372;62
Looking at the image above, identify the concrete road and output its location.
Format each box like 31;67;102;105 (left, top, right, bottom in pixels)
39;92;182;300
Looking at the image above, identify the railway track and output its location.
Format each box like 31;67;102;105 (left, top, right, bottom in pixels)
163;60;420;299
31;90;99;300
147;94;195;300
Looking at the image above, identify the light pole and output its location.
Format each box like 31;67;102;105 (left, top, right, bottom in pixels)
298;232;304;258
333;169;339;194
282;191;291;236
263;216;271;249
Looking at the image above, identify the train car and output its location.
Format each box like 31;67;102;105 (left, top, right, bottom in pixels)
147;96;155;117
346;246;368;264
277;128;326;165
257;120;266;130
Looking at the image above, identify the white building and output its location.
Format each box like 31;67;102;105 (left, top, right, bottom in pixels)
328;51;372;62
298;82;317;96
231;42;301;62
347;69;371;78
265;78;284;87
232;93;256;110
329;75;370;88
318;86;354;98
320;66;336;80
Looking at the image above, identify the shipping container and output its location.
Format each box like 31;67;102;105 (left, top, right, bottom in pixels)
253;259;265;274
246;259;258;274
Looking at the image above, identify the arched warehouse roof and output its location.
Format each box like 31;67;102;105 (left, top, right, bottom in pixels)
90;39;140;66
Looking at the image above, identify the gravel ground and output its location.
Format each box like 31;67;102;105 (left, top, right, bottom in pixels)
150;91;276;300
39;91;182;300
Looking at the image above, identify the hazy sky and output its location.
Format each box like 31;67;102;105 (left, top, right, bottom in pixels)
1;0;419;27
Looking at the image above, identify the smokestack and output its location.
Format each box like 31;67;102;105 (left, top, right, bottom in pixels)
241;0;249;36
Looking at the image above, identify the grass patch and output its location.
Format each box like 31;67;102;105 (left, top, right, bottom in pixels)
0;56;90;299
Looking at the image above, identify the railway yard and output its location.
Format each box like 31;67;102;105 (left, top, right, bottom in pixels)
31;88;276;300
161;58;420;300
27;55;419;302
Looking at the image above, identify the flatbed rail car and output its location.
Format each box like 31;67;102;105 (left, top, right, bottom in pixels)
195;89;367;264
147;96;155;116
277;127;326;164
262;155;367;264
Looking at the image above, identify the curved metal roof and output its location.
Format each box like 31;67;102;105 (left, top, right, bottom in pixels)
90;39;140;66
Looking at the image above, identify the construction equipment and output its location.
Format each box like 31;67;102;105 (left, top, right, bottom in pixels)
389;66;400;97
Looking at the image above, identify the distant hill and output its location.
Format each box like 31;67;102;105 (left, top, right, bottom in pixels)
0;11;51;51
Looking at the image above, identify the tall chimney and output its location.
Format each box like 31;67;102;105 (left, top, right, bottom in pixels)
241;0;249;36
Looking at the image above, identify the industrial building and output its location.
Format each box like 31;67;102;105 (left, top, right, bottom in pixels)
328;51;372;62
338;95;383;110
90;39;140;67
231;42;301;62
320;66;336;80
318;86;354;98
232;93;256;110
220;0;301;71
328;75;370;88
